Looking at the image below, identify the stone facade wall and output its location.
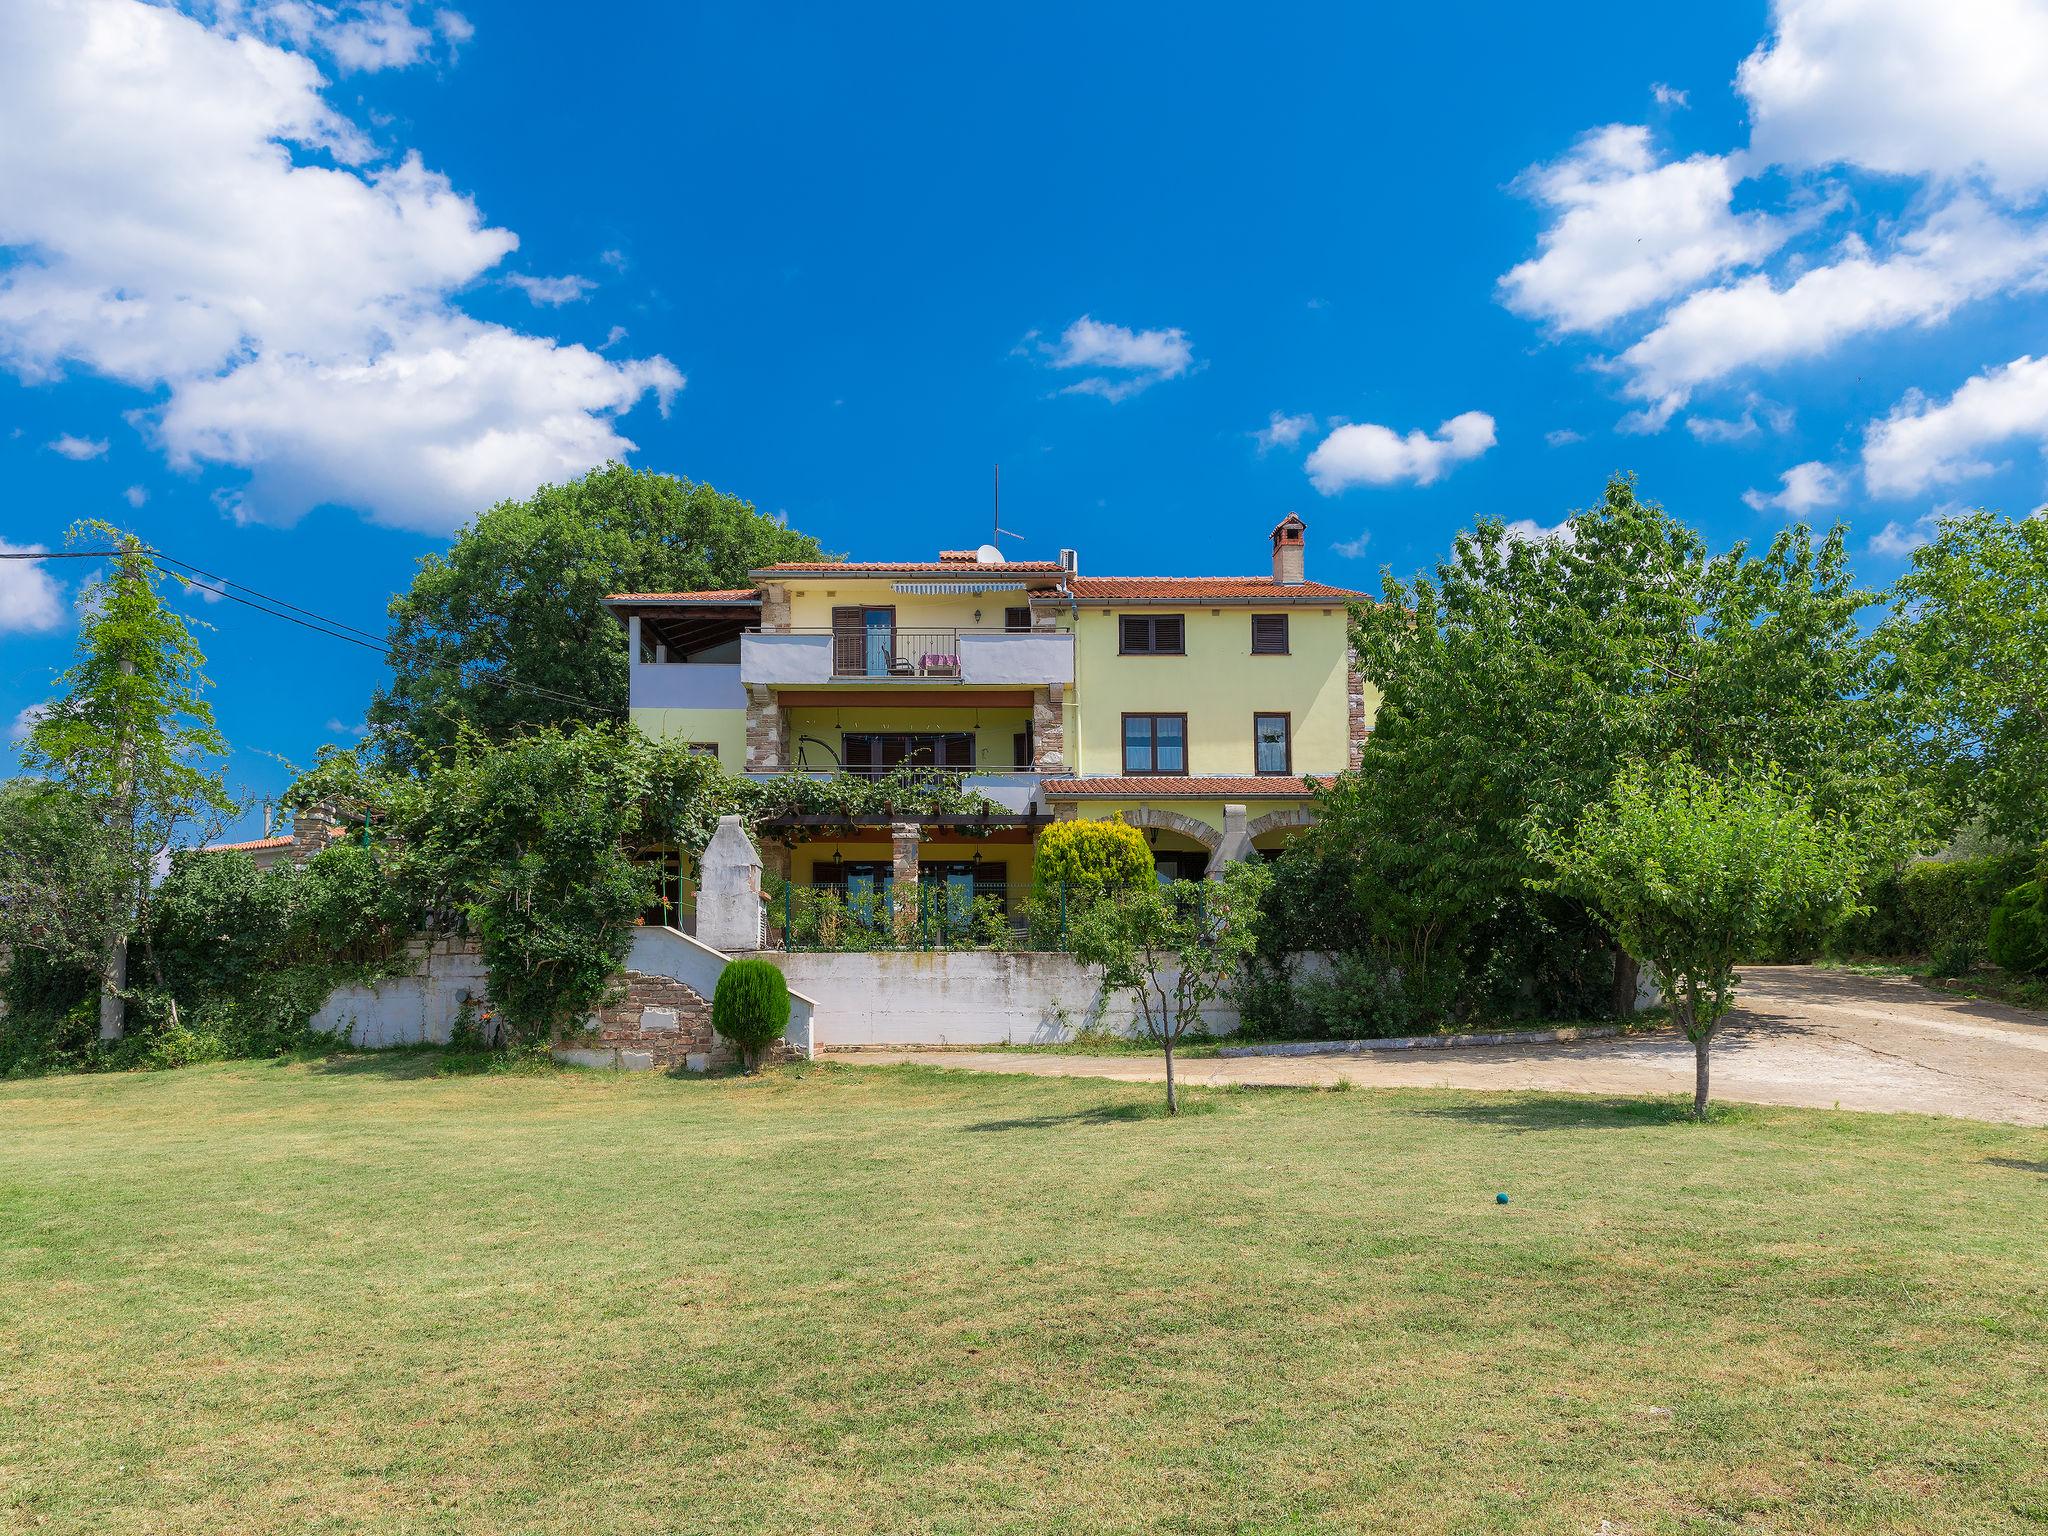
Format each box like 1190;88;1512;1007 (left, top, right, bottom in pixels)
1031;684;1066;771
568;969;801;1072
1346;645;1370;769
758;581;791;631
744;682;785;770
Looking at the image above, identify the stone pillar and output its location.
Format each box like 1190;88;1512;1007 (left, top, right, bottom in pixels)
761;840;791;886
1347;646;1369;770
744;684;784;770
696;815;764;952
291;802;336;865
1031;685;1066;772
1212;803;1255;872
758;582;791;632
891;820;922;940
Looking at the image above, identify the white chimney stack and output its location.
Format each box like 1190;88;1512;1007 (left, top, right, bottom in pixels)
1270;514;1306;585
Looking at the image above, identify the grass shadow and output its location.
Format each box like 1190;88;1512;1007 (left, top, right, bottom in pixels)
1398;1094;1757;1134
962;1098;1217;1132
289;1046;557;1081
1984;1156;2048;1177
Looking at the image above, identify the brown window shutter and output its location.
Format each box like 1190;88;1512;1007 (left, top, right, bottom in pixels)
1005;606;1031;632
831;606;864;674
1252;614;1289;654
1156;615;1184;653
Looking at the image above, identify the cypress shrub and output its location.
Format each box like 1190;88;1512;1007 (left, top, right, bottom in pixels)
712;958;790;1072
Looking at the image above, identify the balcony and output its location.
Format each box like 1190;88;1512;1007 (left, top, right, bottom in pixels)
743;766;1049;815
741;626;1073;687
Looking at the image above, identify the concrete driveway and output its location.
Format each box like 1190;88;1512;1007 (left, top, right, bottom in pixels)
843;966;2048;1126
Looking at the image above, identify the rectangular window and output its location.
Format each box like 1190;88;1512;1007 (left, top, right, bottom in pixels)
1251;614;1289;654
1118;614;1185;655
1122;713;1188;775
1254;713;1291;775
685;742;720;759
1004;605;1033;632
1012;727;1034;768
841;732;974;773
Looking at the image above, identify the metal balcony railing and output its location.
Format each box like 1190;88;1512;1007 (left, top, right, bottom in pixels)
739;626;1074;687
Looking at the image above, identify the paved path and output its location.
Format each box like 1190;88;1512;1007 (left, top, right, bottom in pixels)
842;966;2048;1126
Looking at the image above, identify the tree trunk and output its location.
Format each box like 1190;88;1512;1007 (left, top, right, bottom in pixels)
1692;1034;1711;1118
1610;947;1639;1021
97;929;127;1042
1163;1036;1178;1115
99;651;138;1042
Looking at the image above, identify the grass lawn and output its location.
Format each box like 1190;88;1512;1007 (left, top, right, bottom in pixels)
3;1059;2044;1534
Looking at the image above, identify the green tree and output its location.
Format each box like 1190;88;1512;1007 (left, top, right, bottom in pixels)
1533;757;1864;1116
1880;509;2048;846
1068;862;1269;1114
1321;474;1910;1021
15;525;235;1039
368;464;826;766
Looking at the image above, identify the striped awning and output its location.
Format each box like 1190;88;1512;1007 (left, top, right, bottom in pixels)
890;580;1031;594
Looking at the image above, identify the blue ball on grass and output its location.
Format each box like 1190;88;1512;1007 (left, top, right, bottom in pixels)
1495;1192;1510;1204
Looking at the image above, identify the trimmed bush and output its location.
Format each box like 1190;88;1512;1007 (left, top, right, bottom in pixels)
1033;816;1152;895
1826;850;2034;960
711;958;790;1071
1987;879;2048;975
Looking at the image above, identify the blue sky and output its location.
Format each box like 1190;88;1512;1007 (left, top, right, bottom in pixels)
7;1;2048;835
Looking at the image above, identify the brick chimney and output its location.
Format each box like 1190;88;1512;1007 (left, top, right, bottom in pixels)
1270;513;1306;586
290;803;337;865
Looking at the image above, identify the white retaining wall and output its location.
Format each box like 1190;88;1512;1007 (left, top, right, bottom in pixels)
309;938;488;1047
749;949;1266;1048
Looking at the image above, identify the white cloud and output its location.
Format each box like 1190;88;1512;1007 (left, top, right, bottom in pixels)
1652;83;1689;109
47;433;109;459
1253;411;1314;453
0;0;678;534
1862;353;2048;497
1499;125;1784;333
0;540;66;633
8;702;51;744
1330;532;1371;558
1503;517;1576;545
1305;411;1496;493
1041;315;1195;401
1867;505;1964;558
1612;196;2048;426
1687;392;1796;443
324;716;370;737
1544;427;1585;447
123;484;147;507
1739;0;2048;198
207;2;469;74
505;272;594;306
1742;460;1846;514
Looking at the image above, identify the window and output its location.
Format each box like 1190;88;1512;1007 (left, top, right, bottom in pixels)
685;742;720;759
1004;605;1033;633
1251;614;1289;654
1118;614;1185;655
1122;713;1188;775
1254;713;1291;775
1012;726;1034;768
842;732;975;773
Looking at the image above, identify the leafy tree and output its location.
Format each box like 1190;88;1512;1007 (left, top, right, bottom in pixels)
1986;852;2048;976
1533;757;1864;1116
143;849;295;1009
711;958;791;1072
369;464;826;766
1068;861;1269;1114
1881;509;2048;847
1320;474;1911;1021
14;525;235;1039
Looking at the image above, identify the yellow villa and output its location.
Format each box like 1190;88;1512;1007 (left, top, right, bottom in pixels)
606;514;1376;914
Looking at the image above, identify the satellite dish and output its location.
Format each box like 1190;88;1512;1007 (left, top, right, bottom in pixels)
974;543;1006;564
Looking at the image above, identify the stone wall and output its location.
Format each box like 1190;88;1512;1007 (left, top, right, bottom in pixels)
560;969;799;1072
309;935;488;1047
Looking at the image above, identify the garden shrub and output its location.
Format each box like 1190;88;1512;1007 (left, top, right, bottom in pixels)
1986;878;2048;975
1826;850;2034;961
711;958;790;1071
1028;816;1152;948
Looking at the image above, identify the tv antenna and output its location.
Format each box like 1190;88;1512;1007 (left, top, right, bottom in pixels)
992;463;1023;547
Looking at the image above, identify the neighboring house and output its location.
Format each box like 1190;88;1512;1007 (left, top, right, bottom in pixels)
608;515;1376;909
200;806;345;870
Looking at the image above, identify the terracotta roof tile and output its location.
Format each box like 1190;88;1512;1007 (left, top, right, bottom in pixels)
605;589;761;603
1067;576;1366;602
202;836;294;853
754;561;1066;575
1042;776;1316;798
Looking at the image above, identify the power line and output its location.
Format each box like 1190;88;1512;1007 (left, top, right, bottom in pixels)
7;542;606;717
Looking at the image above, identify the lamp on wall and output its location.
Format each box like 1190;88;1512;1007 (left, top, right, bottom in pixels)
1147;826;1158;845
832;848;843;867
971;849;982;869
